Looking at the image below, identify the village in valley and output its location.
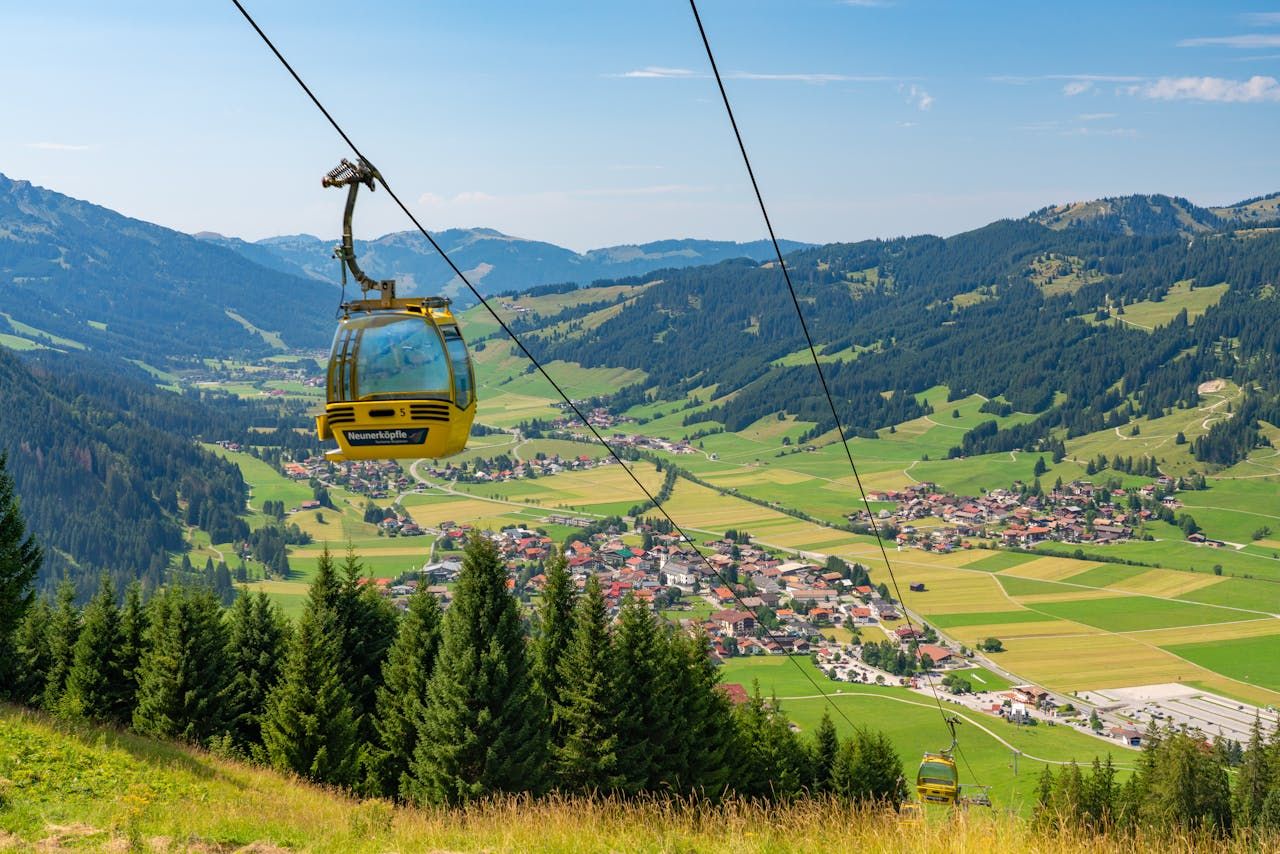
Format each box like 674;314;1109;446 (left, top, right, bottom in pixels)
858;474;1220;553
217;427;1262;751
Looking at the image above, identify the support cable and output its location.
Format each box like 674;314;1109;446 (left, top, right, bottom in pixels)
687;0;989;795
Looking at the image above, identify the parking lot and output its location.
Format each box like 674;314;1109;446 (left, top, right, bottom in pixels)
1084;683;1280;744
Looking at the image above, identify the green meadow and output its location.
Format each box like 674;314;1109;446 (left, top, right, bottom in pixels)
1162;634;1280;692
1027;595;1252;633
718;656;1132;811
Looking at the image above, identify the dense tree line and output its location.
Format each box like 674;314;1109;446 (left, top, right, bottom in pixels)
1034;717;1280;836
0;349;320;598
246;523;311;579
517;215;1279;454
1;532;908;808
1192;392;1280;466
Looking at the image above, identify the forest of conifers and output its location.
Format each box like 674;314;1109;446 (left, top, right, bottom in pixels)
538;219;1280;461
0;348;313;597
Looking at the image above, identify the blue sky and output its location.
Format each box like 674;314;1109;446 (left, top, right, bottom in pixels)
5;1;1279;249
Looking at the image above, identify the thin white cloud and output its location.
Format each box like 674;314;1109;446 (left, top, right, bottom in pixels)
1125;75;1280;102
991;73;1144;85
617;66;704;79
1017;119;1135;137
1063;81;1093;96
1243;12;1280;25
728;71;896;83
1064;127;1138;137
1077;112;1117;121
901;83;933;110
25;141;92;151
574;185;707;198
615;67;899;85
1178;34;1280;48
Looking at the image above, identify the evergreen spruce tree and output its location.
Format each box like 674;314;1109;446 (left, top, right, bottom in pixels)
533;552;575;738
1083;755;1117;829
832;730;906;807
732;684;808;800
114;581;148;723
1033;764;1057;828
42;580;81;711
1232;714;1272;827
406;536;547;804
368;585;442;799
225;591;289;750
810;709;840;793
61;575;124;720
611;593;675;793
1054;761;1086;820
1261;786;1280;831
1140;728;1233;833
0;450;42;694
214;560;234;606
261;598;358;785
337;547;399;754
9;597;52;706
665;627;734;795
132;585;232;744
551;574;622;793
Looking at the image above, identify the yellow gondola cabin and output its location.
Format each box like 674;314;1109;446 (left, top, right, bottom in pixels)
313;158;476;461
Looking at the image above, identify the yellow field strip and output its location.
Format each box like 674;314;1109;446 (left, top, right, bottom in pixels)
1007;557;1104;581
1105;568;1227;598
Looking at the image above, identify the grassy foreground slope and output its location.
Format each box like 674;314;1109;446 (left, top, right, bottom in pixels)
0;705;1261;854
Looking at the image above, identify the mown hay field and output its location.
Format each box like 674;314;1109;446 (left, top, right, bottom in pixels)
1106;569;1230;598
1004;557;1105;582
1163;634;1280;692
1026;595;1255;633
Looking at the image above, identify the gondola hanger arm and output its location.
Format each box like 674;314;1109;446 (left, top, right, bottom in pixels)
323;157;396;306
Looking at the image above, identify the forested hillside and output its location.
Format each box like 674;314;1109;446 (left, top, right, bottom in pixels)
200;228;810;306
0;349;310;597
0;174;330;364
534;213;1280;463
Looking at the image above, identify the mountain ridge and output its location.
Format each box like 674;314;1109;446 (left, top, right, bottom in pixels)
1028;191;1280;238
197;227;814;305
0;173;332;364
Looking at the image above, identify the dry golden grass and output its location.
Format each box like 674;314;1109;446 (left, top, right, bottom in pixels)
4;705;1276;853
703;467;813;487
1108;569;1228;598
946;620;1101;645
1007;557;1103;582
477;464;666;509
997;634;1196;691
397;497;523;527
1013;590;1123;604
1131;619;1280;645
855;565;1008;616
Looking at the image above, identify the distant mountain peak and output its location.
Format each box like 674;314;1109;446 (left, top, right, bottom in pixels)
197;226;814;307
1027;191;1280;238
